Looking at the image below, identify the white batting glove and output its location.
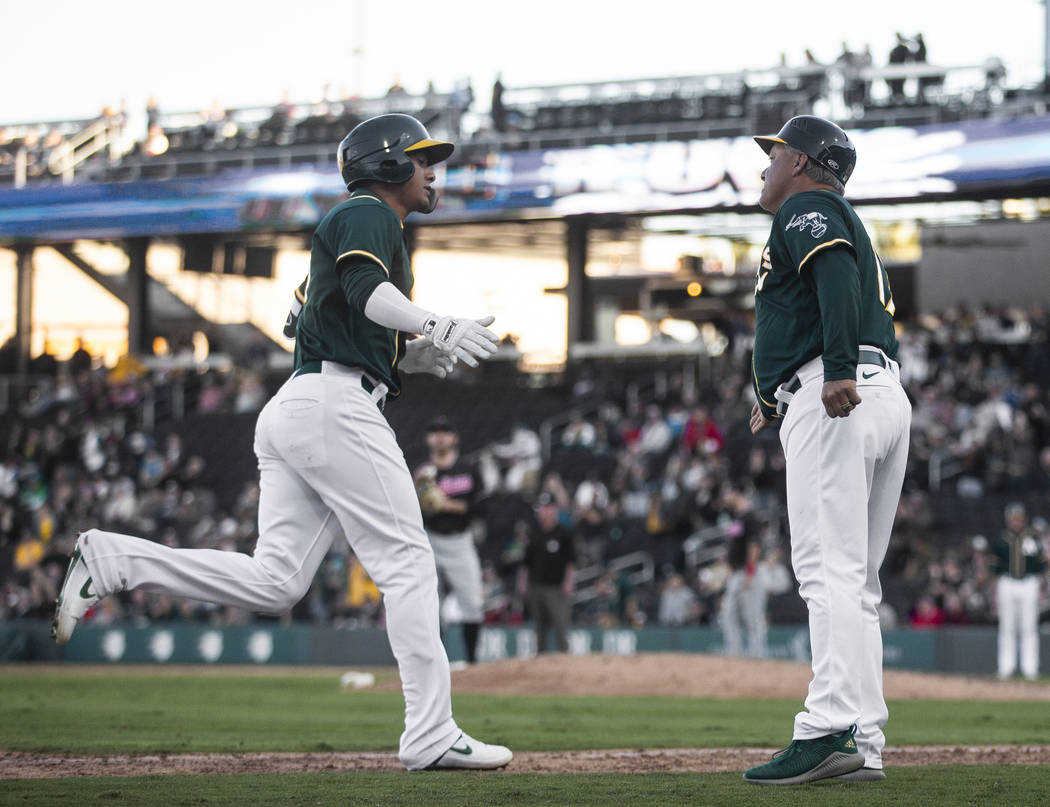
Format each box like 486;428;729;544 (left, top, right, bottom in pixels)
422;314;499;367
400;338;457;378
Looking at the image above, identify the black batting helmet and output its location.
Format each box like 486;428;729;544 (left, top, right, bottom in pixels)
754;115;856;186
338;114;454;191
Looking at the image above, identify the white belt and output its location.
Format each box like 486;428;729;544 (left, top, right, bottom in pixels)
295;360;388;410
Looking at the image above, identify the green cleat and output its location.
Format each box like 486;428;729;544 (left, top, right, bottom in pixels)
744;724;864;785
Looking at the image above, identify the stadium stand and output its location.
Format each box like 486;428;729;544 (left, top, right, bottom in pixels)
2;303;1048;634
2;52;1049;649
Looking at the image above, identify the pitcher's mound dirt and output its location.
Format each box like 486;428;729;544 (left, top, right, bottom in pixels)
441;652;1050;701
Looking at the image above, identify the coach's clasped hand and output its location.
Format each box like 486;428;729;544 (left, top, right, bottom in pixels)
424;314;499;367
821;379;862;419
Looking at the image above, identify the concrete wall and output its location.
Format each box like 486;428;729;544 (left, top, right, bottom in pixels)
919;219;1050;313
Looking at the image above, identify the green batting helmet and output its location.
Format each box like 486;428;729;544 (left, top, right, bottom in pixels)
754;115;856;186
338;113;454;191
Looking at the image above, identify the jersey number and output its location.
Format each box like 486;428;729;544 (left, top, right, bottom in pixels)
755;246;772;294
874;251;895;316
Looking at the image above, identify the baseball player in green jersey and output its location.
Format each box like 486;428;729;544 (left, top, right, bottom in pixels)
743;116;912;785
51;113;513;771
992;502;1047;680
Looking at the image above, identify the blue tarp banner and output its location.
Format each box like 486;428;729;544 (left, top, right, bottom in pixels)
3;114;1050;241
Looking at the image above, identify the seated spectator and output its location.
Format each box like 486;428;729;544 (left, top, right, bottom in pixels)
909;594;944;629
657;571;701;626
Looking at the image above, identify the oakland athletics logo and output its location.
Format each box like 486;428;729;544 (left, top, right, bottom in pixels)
785;211;828;239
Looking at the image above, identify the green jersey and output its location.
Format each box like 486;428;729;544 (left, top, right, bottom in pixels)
752;190;899;420
990;528;1048;579
294;192;411;396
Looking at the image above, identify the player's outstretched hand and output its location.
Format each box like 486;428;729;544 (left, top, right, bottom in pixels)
425;314;499;367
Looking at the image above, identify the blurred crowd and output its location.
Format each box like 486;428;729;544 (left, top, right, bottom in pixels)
0;355;268;627
2;303;1049;654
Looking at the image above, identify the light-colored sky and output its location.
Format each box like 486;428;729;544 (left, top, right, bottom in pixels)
3;0;1046;126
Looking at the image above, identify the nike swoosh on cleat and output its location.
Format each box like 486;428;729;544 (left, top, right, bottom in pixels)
448;743;473;755
80;577;95;599
861;370;878;379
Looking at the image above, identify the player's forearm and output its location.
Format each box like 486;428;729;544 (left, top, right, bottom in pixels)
363;281;433;334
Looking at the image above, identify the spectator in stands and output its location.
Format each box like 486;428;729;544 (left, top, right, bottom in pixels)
491;74;507;133
913;34;944;103
68;338;93;377
657;570;701;625
681;406;725;455
573;470;612;565
800;49;826;106
145;97;160;135
887;33;911;102
560;412;596;451
941;591;971;625
490;422;542;493
638;404;673;469
909;593;944;628
448;79;474;139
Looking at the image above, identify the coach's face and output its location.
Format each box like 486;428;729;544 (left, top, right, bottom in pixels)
759;143;803;213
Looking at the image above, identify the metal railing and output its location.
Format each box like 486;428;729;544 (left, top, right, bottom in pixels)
571;550;654;606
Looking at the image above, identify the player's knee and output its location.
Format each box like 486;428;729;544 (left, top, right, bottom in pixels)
371;543;437;598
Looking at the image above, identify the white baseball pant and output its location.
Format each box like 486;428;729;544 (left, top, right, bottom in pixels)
78;364;460;769
996;575;1040;679
427;529;484;623
778;350;911;770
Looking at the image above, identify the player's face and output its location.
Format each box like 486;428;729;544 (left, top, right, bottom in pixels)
404;153;436;214
759;143;799;213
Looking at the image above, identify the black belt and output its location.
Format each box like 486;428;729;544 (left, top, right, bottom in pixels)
293;361;385;411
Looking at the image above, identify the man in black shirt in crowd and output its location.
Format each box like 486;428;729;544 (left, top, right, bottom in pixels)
517;493;576;653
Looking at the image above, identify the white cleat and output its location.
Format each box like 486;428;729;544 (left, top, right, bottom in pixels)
51;540;100;644
429;732;513;770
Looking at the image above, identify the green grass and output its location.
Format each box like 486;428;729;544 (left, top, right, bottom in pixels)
3;666;1050;806
3;668;1049;753
3;768;1049;807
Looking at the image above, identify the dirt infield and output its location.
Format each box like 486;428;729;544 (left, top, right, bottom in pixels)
6;654;1050;778
5;745;1050;778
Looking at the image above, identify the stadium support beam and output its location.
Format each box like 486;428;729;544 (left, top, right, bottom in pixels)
1046;0;1050;92
14;245;34;376
124;237;150;356
565;216;593;346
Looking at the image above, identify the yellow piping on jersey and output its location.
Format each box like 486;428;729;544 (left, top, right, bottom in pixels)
797;238;853;272
337;249;390;277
